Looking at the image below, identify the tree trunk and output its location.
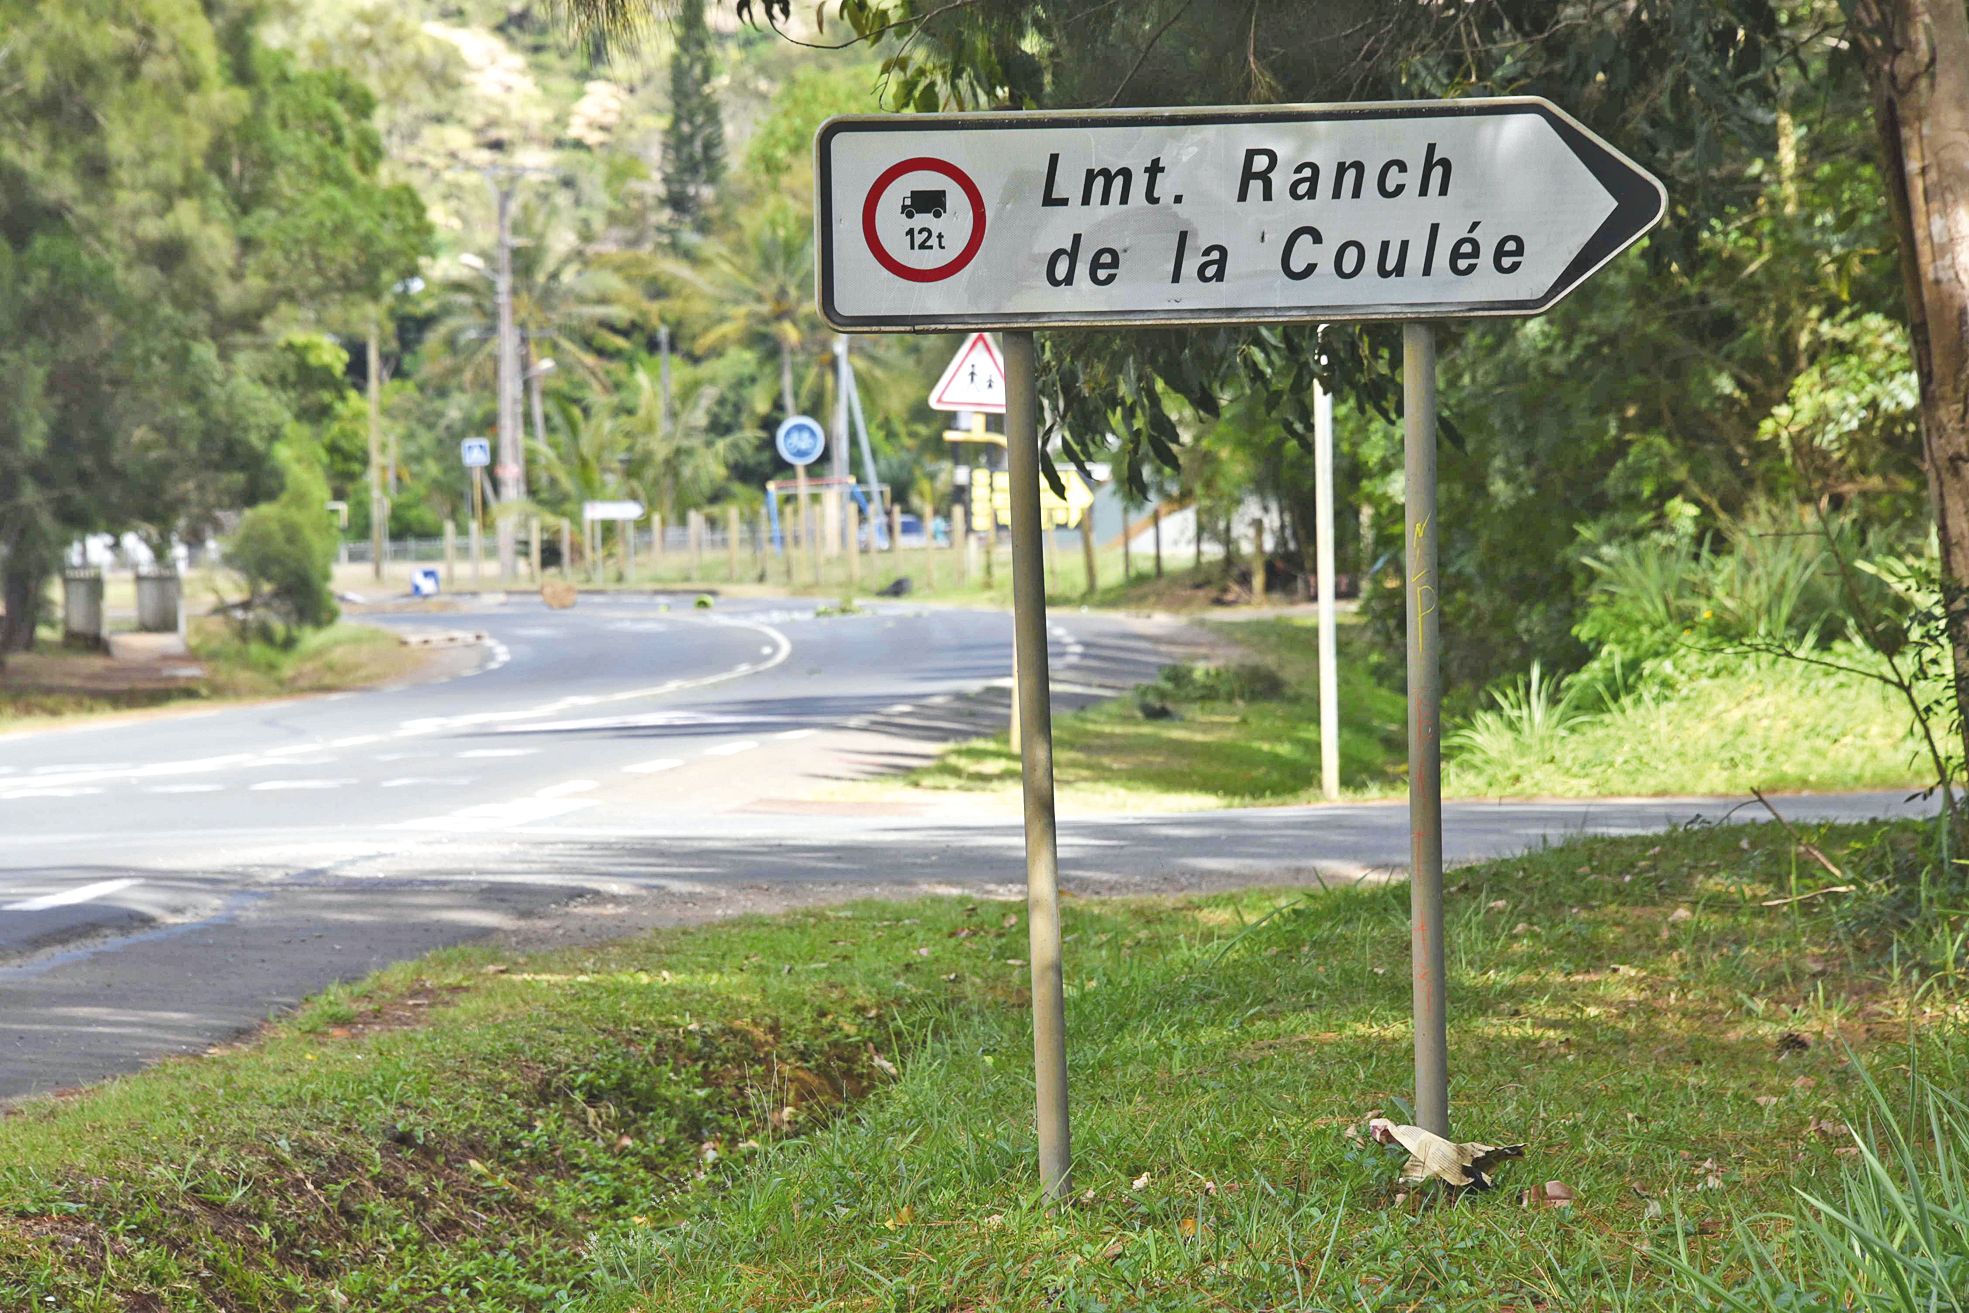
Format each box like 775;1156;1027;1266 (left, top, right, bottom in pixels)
1853;0;1969;777
0;554;47;654
779;341;796;418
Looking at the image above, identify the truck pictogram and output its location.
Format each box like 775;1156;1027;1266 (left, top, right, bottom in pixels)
901;188;948;219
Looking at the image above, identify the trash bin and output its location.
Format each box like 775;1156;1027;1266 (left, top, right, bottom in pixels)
62;568;104;648
135;567;181;634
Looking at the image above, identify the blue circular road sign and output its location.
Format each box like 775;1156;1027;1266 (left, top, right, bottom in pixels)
775;415;826;467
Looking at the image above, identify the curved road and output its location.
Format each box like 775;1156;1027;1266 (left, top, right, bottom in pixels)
0;594;1927;1100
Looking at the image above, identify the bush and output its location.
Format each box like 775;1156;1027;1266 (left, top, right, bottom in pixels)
1141;660;1287;706
226;448;338;643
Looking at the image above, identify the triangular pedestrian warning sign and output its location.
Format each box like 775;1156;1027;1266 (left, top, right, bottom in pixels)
928;332;1006;413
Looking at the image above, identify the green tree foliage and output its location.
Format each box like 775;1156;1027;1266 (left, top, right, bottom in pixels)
0;0;429;653
709;0;1907;689
663;0;726;241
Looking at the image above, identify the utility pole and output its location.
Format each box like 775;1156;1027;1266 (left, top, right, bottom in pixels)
367;326;385;583
492;177;521;583
658;324;674;430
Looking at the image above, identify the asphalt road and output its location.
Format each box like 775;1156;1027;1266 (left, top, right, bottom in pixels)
0;593;1932;1102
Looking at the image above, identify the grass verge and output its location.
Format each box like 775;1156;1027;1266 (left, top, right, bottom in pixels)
857;618;1927;811
863;614;1407;811
3;821;1962;1309
0;623;434;731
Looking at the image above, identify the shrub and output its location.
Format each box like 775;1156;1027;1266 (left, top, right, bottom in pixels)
1444;660;1596;769
1141;660;1287;706
225;448;338;643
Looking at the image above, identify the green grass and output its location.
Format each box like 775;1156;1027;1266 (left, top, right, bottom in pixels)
574;543;1244;613
1442;646;1928;799
872;614;1407;811
858;620;1928;811
3;822;1962;1310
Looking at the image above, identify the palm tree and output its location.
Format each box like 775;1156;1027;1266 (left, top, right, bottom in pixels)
427;197;632;396
660;202;819;417
527;394;628;520
614;364;747;520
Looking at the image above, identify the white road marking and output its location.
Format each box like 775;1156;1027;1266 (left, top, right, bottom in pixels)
380;776;473;788
623;758;684;774
775;728;818;740
143;783;225;795
247;779;353;792
702;740;758;757
535;779;599;798
398;615;796;738
884;703;915;714
926;695;954;705
3;878;143;913
456;748;537;759
328;735;384;749
398;797;598;833
759;645;774;655
0;786;103;800
30;762;126;775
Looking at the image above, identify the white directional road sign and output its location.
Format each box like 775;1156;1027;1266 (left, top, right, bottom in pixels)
582;500;645;522
775;414;827;467
460;437;492;468
928;332;1007;413
816;98;1665;331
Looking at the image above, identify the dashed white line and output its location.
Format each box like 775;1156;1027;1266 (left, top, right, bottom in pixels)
884;703;915;715
702;740;759;757
456;748;537;759
247;779;353;792
535;779;599;798
775;728;818;741
398;797;597;833
143;783;225;795
4;878;143;913
622;758;684;775
328;735;384;749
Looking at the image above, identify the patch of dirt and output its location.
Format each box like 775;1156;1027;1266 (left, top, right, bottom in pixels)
1;648;203;695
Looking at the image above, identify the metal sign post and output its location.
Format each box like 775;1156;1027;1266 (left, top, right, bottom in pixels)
1403;323;1448;1136
1314;361;1341;802
1004;331;1072;1201
813;93;1663;1190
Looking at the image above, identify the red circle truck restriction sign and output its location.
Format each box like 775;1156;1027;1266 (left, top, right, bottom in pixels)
861;156;985;283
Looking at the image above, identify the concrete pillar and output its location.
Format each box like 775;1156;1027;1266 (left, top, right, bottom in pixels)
62;569;104;648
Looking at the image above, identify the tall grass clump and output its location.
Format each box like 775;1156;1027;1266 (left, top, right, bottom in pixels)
1444;660;1596;769
1665;1054;1969;1312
